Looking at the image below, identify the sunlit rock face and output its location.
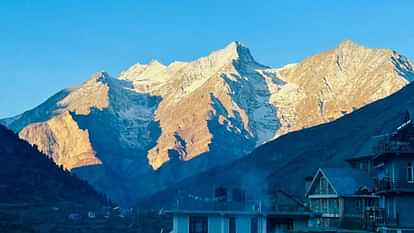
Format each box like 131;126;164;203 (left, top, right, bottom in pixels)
19;111;101;169
3;40;414;205
266;40;414;137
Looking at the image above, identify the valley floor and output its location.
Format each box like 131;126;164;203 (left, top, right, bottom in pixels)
0;202;143;233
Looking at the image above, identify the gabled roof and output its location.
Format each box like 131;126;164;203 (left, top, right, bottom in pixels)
305;168;374;197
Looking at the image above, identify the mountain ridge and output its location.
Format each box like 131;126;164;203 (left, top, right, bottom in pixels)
2;40;414;205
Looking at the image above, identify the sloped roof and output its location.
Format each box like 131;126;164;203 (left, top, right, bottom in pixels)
348;135;388;160
273;189;310;211
348;113;413;161
322;168;374;196
395;119;412;132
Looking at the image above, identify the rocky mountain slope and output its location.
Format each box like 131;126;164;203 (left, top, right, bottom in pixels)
143;77;414;210
2;40;414;205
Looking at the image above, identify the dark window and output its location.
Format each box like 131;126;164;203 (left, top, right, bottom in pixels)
367;198;373;207
311;199;320;212
189;216;208;233
266;218;293;233
251;217;258;233
321;199;328;212
229;217;236;233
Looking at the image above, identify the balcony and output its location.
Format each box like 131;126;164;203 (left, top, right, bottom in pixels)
365;208;399;227
375;178;414;193
375;140;414;155
174;198;303;214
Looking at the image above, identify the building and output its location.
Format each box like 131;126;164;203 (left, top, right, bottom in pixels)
164;187;312;233
370;118;414;233
345;115;414;232
305;168;378;229
346;135;389;178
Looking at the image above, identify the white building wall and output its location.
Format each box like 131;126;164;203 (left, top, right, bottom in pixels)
212;215;266;233
208;216;224;233
173;214;272;233
222;217;230;233
173;215;189;233
236;216;251;233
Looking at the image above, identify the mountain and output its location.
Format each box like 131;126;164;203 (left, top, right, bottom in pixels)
0;124;148;233
2;40;414;205
0;123;107;206
142;76;414;211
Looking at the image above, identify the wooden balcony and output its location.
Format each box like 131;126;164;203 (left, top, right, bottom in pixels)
375;177;414;193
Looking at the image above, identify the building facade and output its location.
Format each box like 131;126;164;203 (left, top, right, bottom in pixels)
310;115;414;233
165;187;311;233
305;168;378;229
371;119;414;233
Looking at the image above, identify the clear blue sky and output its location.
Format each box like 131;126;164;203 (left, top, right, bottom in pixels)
1;0;413;118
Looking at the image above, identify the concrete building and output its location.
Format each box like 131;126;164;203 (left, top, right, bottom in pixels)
165;188;312;233
371;118;414;233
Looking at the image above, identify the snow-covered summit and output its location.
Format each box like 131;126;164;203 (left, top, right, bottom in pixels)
4;40;414;205
209;41;258;64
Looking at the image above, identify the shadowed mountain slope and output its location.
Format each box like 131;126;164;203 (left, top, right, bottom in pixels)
141;79;414;208
0;124;107;206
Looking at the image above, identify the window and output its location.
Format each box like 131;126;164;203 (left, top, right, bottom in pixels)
328;199;339;214
321;199;328;213
189;216;208;233
311;199;320;212
407;162;414;183
229;217;236;233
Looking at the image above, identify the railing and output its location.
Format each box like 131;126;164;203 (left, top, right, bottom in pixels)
376;177;414;192
174;199;301;213
310;207;340;216
364;208;399;227
385;215;400;226
375;140;414;154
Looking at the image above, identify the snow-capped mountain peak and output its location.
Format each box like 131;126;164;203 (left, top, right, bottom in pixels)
212;41;255;62
4;40;414;205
